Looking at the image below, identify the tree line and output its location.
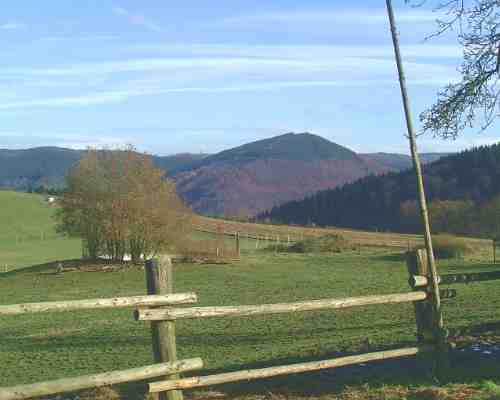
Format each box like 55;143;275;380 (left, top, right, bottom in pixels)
258;143;500;239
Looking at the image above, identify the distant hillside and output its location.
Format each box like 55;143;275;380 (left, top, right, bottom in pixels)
172;133;388;216
154;153;209;174
360;152;449;171
0;137;450;217
0;147;82;189
0;147;206;190
259;143;500;233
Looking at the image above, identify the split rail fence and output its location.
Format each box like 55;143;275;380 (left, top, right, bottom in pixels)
1;250;500;400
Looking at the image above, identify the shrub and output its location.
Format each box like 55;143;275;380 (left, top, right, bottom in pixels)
428;234;473;259
269;234;352;254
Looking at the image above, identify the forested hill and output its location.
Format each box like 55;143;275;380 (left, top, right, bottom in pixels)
0;147;206;190
258;142;500;233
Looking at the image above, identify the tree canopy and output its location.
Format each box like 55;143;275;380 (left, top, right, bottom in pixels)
58;147;191;263
410;0;500;137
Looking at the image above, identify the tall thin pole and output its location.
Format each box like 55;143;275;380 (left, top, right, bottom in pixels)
385;0;443;331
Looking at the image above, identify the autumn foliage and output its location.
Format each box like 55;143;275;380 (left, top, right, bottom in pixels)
58;147;191;262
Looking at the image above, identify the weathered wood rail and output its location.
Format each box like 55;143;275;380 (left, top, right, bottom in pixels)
135;292;427;321
136;252;444;396
410;270;500;288
0;359;203;400
150;347;432;392
0;293;197;316
0;257;197;400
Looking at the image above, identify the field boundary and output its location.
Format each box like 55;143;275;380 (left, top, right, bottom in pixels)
193;216;492;250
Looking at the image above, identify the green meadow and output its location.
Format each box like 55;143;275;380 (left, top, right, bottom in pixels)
1;191;499;400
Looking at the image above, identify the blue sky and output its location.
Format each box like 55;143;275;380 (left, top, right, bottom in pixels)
1;0;498;155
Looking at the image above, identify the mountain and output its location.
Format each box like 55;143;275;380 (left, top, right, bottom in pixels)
0;136;450;218
153;153;209;174
172;133;388;216
0;148;206;190
0;147;82;189
259;142;500;233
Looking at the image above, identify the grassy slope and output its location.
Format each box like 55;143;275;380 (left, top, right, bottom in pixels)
1;247;500;390
0;192;499;399
0;190;81;270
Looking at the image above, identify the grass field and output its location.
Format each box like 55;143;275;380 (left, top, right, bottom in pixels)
0;190;81;270
1;191;500;400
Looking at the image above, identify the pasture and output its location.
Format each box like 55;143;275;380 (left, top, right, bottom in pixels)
1;191;500;399
0;191;81;271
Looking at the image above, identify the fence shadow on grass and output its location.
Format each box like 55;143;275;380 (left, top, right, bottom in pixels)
112;342;500;400
444;262;500;273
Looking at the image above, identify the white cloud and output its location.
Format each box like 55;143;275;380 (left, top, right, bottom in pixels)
1;22;26;30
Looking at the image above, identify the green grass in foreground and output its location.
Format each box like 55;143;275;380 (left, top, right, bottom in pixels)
1;247;499;398
0;191;499;399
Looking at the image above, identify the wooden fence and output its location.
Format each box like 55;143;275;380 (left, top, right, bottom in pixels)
193;219;493;252
139;250;500;397
0;257;200;400
2;250;500;400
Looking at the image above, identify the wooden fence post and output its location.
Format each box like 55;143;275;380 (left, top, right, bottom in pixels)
145;256;183;400
407;250;433;343
235;232;240;257
406;249;449;378
494;239;496;264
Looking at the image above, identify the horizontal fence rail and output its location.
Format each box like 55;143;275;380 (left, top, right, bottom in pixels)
0;293;197;316
150;347;432;392
136;292;427;321
410;271;500;288
0;359;203;400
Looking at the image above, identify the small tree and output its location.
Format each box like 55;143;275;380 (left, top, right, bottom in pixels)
58;147;191;263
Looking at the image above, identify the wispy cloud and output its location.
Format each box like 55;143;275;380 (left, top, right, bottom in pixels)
130;43;462;60
3;50;459;78
1;21;26;30
0;75;460;111
219;9;441;27
112;5;162;33
0;38;462;111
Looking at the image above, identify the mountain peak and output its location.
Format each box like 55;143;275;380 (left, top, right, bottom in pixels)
200;132;359;166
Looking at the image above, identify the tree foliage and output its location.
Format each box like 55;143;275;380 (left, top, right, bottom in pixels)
411;0;500;137
58;147;191;262
258;143;500;238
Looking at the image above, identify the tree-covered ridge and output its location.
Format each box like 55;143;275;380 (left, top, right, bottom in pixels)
0;147;207;190
188;132;361;168
258;142;500;235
